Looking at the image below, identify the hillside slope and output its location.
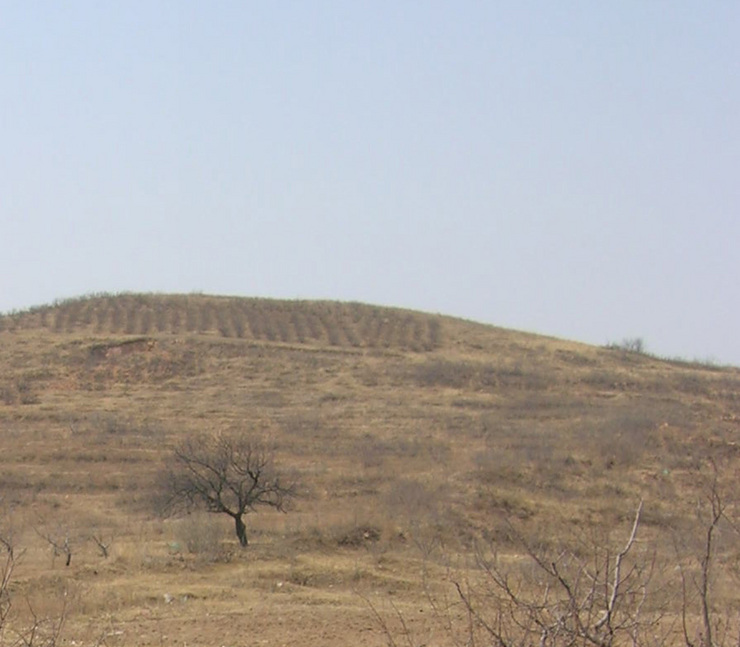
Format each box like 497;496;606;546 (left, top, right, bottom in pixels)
0;294;739;645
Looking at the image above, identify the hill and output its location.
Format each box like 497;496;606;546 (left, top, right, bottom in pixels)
0;293;739;646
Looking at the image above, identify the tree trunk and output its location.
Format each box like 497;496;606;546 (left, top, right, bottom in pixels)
234;514;248;547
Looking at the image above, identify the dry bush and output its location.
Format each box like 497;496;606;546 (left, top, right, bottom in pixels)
123;305;138;334
52;309;65;333
275;314;292;343
290;311;307;343
0;379;39;406
326;518;387;552
427;318;442;349
582;369;623;389
244;308;264;339
358;310;382;347
320;314;342;346
303;311;322;339
342;322;361;348
138;307;153;334
214;306;230;337
185;305;198;332
385;479;443;523
198;304;213;332
413;359;552;391
110;303;124;332
472;426;561;489
0;385;15;406
589;405;661;470
414;359;477;389
169;307;182;333
375;316;396;348
357;435;389;469
176;513;228;561
153;303;168;332
355;433;451;472
334;524;382;548
89;412;158;438
226;305;243;338
282;508;389;555
384;478;450;558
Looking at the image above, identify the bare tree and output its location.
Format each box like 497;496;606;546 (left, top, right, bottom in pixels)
163;432;296;547
35;527;73;568
89;531;111;559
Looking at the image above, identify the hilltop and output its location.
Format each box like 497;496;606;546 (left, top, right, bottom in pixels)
0;294;739;646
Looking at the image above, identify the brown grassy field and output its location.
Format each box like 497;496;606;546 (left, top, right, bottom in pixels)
0;293;739;646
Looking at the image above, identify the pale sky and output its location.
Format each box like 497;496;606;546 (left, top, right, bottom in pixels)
2;2;738;365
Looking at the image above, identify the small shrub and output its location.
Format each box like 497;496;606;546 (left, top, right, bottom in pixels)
1;380;39;405
414;359;477;389
185;307;198;332
16;379;39;405
1;384;17;405
177;513;226;559
124;306;138;334
53;309;65;333
229;306;245;338
427;319;442;350
245;310;263;339
607;337;646;354
139;308;153;334
199;305;214;332
335;524;381;548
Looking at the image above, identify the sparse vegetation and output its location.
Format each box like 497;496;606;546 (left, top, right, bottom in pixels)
0;293;737;645
607;337;647;353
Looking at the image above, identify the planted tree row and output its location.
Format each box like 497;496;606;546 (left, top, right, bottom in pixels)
0;295;443;352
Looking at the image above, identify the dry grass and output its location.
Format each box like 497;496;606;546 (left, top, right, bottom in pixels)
0;293;739;645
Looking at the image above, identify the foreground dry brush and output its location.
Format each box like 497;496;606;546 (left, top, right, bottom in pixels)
371;461;740;647
0;537;66;647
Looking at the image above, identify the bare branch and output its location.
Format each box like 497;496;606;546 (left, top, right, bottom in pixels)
595;500;643;634
90;533;111;559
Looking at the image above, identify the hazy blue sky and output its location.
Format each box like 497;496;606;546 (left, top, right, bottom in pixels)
2;2;738;365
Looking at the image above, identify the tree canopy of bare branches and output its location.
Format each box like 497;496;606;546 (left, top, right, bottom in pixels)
163;432;296;547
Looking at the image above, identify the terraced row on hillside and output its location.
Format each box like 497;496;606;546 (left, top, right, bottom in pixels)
0;294;443;351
